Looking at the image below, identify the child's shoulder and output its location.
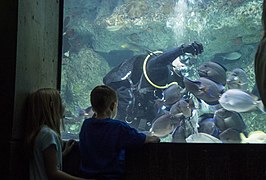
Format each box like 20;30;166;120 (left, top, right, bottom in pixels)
84;117;129;128
108;118;127;125
40;125;54;132
38;125;58;137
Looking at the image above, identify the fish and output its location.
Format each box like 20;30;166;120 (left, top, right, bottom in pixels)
172;125;186;143
219;128;241;143
198;113;220;137
226;68;248;91
211;52;242;65
149;114;181;138
186;133;223;143
170;98;194;117
240;131;266;143
84;106;95;118
214;108;246;132
197;61;227;85
218;89;265;113
222;52;242;61
197;99;222;115
172;109;199;142
183;77;225;105
161;84;185;105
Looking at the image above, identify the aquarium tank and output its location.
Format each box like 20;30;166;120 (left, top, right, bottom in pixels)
61;0;265;143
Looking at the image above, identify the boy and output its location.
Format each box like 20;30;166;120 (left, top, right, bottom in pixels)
79;85;160;179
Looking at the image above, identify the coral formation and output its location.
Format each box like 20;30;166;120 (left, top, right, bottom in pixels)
126;0;148;19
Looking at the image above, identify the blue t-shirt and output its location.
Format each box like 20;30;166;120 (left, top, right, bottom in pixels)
29;125;62;180
79;118;146;178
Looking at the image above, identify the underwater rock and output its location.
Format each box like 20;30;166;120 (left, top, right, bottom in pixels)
61;48;110;116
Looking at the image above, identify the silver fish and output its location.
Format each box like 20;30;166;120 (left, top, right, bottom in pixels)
218;89;265;113
222;52;242;61
149;114;181;137
186;133;222;143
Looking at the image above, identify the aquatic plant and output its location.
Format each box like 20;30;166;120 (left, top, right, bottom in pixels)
61;48;110;117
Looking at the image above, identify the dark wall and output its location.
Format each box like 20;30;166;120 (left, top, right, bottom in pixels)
0;1;18;178
62;142;266;180
0;0;61;179
126;143;266;180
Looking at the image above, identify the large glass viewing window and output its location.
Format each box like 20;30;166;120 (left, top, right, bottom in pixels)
61;0;265;143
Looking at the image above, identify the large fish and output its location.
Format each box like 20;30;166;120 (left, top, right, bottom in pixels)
172;125;186;143
222;52;242;61
172;109;199;142
170;98;194;117
211;52;242;66
161;84;185;105
226;68;248;91
198;113;220;137
183;77;225;105
219;128;241;143
197;61;227;85
214;108;246;132
218;89;265;113
149;114;181;137
186;133;223;143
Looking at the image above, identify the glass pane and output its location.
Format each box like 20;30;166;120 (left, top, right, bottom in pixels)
61;0;265;143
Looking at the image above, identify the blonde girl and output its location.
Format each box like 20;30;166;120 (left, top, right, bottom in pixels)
25;88;86;180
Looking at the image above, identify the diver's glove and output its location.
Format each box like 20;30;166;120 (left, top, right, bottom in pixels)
182;41;204;55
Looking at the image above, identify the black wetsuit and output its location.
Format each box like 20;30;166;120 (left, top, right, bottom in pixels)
145;47;185;88
103;42;203;130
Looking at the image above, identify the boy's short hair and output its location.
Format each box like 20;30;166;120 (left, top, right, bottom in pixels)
90;85;117;114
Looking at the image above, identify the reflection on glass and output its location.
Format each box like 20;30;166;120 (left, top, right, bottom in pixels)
61;0;265;143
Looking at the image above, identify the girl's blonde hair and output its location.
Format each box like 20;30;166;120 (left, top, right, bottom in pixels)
25;88;64;152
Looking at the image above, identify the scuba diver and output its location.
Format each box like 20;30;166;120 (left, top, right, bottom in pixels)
103;42;204;131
